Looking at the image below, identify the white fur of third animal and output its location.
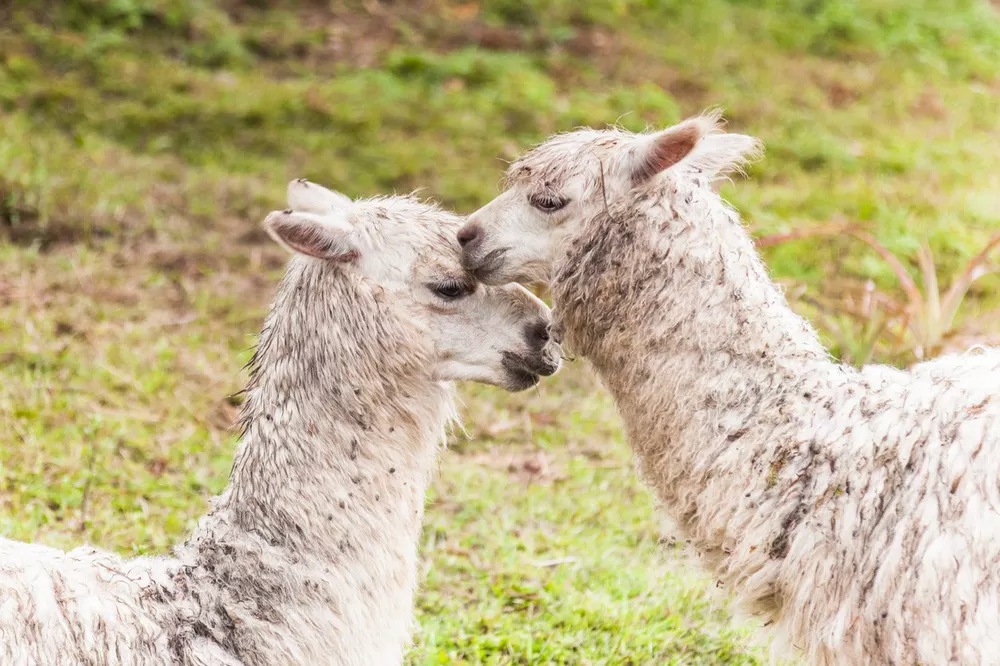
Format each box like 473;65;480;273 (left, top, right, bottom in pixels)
458;110;1000;666
0;180;561;666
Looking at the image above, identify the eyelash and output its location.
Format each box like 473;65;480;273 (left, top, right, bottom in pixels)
529;194;569;212
432;281;472;299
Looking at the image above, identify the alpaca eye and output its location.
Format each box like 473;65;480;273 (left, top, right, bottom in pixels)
432;281;471;300
529;194;569;213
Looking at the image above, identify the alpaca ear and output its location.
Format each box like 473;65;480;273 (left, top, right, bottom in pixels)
264;209;359;262
286;179;353;215
685;133;763;180
630;117;714;185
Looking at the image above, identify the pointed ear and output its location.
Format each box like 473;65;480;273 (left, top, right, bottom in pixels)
685;133;763;181
630;116;715;185
264;209;359;262
286;179;353;215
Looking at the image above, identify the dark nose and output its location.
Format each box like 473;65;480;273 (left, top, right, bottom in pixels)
457;223;481;249
525;319;550;351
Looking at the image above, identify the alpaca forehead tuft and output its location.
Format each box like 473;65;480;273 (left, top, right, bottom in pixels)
349;195;463;249
504;111;730;189
504;127;636;188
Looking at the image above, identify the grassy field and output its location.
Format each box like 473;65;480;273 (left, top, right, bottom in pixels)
2;1;1000;663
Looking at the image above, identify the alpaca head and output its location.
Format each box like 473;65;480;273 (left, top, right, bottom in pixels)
458;112;762;285
265;180;561;391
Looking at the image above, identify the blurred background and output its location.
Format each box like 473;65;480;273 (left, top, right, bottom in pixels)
2;0;999;663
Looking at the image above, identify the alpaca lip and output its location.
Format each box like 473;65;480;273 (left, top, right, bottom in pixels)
501;351;542;389
464;247;509;283
526;354;561;377
505;366;540;390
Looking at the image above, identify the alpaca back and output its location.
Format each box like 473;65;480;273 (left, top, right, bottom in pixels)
0;539;181;666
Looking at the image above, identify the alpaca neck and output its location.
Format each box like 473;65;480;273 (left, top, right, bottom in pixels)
552;177;831;553
216;257;448;550
182;257;450;663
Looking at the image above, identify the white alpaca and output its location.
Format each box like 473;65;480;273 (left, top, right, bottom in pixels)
0;180;561;666
458;114;1000;665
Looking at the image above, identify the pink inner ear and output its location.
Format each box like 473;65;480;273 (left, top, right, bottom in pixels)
633;124;703;185
278;220;333;256
273;216;357;262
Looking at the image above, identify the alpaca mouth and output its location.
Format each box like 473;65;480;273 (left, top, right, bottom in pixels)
506;366;540;391
501;352;543;391
465;248;509;284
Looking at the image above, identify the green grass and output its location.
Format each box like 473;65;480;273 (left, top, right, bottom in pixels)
2;0;1000;663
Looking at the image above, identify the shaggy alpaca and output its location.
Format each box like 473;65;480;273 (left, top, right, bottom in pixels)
458;115;1000;665
0;180;561;666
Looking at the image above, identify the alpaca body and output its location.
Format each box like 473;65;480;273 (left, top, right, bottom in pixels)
0;541;181;666
460;117;1000;664
0;185;560;666
552;181;1000;664
0;260;449;666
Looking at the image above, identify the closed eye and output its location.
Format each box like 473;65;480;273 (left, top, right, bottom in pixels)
431;280;475;300
529;193;569;213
